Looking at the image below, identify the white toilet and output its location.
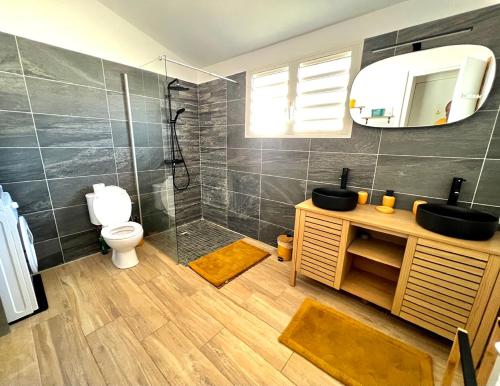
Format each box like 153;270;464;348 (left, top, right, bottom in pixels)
87;185;143;269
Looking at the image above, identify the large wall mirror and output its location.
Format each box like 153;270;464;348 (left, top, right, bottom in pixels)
349;45;496;128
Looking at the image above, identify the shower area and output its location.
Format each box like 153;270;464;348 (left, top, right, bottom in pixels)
132;59;246;265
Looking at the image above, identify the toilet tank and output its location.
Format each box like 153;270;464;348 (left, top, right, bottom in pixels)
85;193;101;225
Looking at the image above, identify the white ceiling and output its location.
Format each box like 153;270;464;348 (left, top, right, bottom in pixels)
98;0;406;67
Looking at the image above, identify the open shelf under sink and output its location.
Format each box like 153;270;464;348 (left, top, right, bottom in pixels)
340;268;396;310
347;238;404;268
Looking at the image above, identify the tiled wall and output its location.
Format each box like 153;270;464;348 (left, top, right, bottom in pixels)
197;4;500;246
0;32;180;270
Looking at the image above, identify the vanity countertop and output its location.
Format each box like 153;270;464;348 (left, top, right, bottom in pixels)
296;199;500;255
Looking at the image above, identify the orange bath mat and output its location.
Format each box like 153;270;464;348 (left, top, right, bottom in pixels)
279;298;434;386
188;240;269;287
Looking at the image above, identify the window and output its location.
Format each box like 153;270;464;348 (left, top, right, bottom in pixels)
246;49;357;138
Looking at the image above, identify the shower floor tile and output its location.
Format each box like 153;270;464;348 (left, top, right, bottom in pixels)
146;219;243;265
177;219;243;265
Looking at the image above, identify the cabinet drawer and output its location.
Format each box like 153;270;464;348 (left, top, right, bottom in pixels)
399;238;488;339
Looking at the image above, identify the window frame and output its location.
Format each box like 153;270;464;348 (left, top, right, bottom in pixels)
245;45;362;139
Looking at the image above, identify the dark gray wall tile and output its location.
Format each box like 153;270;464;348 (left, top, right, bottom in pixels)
143;212;170;236
0;72;30;111
261;150;308;180
3;180;51;214
258;221;290;246
115;147;133;173
228;191;259;218
308;152;376;187
227;148;261;173
228;211;258;239
374;156;482;201
42;147;116;178
200;125;226;148
227;72;246;101
54;205;93;236
199;102;226;126
147;123;163;145
25;210;58;242
260;199;295;229
227;170;260;196
201;147;226;168
0;148;44;183
474;159;500;206
34;238;63;270
60;229;99;262
202;185;228;209
145;98;161;123
370;189;448;210
103;60;143;94
107;91;126;120
310;124;381;153
202;204;227;227
378;111;496;157
26;77;108;117
261;175;306;205
130;95;147;122
201;166;227;189
360;32;397;68
227;99;245;125
261;138;310;151
112;120;138;147
487;118;500;159
198;78;226;105
143;71;159;98
227;125;261;149
35;114;112;147
18;38;104;87
0;111;37;147
0;32;22;74
48;174;117;208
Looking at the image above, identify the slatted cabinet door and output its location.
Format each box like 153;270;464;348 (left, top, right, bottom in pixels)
295;210;343;287
399;238;489;340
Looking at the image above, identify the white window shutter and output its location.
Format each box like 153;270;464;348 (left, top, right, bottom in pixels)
294;52;352;133
249;67;289;135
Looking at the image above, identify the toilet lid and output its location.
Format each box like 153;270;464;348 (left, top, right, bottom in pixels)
93;186;132;226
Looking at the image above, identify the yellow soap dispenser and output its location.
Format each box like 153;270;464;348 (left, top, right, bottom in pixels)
376;190;395;214
382;190;395;208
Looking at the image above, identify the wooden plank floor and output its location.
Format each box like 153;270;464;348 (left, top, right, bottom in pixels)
0;238;459;386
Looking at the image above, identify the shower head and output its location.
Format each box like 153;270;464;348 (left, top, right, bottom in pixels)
173;108;185;123
167;78;190;92
169;85;190;91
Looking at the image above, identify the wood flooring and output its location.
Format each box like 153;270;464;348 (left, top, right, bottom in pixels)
0;238;459;385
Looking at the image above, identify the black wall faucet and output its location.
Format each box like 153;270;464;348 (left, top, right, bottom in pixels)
447;177;466;206
340;168;349;190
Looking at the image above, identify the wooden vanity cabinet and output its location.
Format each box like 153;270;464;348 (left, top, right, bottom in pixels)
290;200;500;361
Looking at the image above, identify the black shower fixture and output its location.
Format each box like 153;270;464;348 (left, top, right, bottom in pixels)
165;79;190;191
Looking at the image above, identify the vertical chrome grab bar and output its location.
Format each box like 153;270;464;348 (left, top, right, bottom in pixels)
122;73;143;224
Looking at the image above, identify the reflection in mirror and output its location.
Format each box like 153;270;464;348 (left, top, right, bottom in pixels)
349;45;496;128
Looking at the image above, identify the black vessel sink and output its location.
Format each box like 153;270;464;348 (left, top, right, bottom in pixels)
312;187;358;211
416;204;498;240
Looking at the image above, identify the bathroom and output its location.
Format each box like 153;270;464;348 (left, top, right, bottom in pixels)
0;0;499;384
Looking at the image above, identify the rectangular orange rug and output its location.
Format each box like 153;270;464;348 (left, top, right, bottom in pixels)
188;240;269;287
279;298;434;386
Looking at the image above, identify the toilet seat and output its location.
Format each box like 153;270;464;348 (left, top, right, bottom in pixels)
93;186;132;227
101;221;142;241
